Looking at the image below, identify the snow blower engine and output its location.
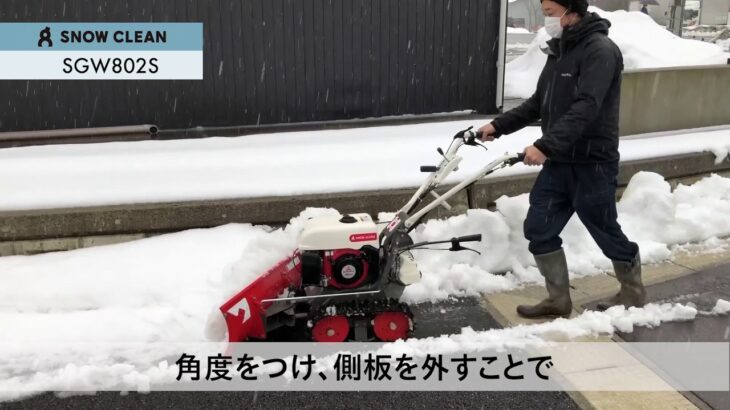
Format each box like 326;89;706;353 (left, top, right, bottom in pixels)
210;127;525;343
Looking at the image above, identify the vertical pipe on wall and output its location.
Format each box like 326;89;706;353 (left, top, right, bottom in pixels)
496;0;508;112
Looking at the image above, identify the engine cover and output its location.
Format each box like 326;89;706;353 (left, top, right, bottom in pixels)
324;249;370;289
298;213;379;251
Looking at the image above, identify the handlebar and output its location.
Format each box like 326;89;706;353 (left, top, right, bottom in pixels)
419;128;528;174
507;152;526;166
459;127;531;166
402;127;545;231
462;128;500;145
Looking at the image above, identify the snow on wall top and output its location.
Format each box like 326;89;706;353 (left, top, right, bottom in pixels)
505;7;730;99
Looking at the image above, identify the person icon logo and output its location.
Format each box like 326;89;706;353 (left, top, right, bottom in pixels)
38;26;53;48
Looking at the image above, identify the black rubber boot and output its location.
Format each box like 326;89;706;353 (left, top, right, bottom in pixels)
597;252;647;311
517;248;573;319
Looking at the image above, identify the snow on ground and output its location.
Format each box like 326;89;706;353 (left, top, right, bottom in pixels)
505;7;730;98
507;27;531;34
1;120;729;211
710;299;730;315
1;171;730;399
383;303;699;356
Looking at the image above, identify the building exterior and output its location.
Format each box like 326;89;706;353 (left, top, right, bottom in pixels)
698;0;730;26
1;0;507;132
589;0;631;12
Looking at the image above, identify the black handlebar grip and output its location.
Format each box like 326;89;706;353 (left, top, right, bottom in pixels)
479;129;501;140
420;165;439;173
506;152;526;166
456;234;482;243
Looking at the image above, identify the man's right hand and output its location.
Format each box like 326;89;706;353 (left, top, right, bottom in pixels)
478;123;498;142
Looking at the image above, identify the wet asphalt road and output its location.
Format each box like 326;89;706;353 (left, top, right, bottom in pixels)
587;262;730;410
4;390;580;410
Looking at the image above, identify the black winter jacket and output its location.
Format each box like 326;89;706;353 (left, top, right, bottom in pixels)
492;12;624;163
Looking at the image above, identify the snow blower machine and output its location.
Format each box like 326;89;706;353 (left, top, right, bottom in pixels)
212;127;525;343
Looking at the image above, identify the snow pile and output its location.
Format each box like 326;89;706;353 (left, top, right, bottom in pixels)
0;224;266;345
0;208;340;347
507;27;531;34
402;171;730;302
711;299;730;315
504;28;553;100
617;173;730;255
505;7;730;98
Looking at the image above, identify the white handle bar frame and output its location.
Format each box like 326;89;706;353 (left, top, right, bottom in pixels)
396;129;521;230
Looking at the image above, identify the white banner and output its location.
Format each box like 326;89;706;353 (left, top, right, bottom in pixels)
0;51;202;80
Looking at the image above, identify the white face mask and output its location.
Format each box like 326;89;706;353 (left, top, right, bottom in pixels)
545;9;568;38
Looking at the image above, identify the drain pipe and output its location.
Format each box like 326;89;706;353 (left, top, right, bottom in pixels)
0;124;159;148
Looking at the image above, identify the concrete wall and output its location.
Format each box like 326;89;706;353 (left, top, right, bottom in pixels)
620;65;730;136
2;151;729;256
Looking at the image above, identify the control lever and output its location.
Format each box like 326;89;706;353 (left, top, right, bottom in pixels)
449;234;482;254
398;234;482;254
452;126;474;140
465;130;481;146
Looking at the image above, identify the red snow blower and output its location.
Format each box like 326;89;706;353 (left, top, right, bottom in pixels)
211;127;525;343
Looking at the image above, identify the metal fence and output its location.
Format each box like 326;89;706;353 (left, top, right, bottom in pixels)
0;0;504;132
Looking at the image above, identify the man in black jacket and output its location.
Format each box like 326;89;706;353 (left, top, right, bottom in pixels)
478;0;645;319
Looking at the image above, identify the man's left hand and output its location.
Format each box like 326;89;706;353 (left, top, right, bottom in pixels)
523;145;547;166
